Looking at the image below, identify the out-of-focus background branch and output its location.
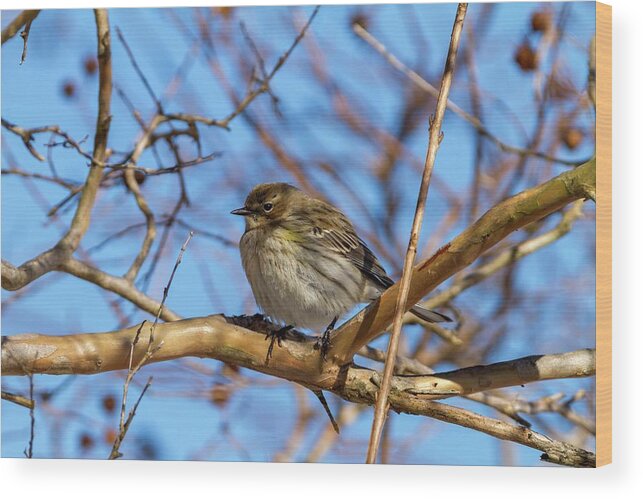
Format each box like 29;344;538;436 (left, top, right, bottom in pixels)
2;3;597;465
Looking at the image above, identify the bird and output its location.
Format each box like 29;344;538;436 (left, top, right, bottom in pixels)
231;182;452;359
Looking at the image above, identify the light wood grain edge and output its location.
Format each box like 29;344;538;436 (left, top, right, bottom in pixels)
596;1;612;467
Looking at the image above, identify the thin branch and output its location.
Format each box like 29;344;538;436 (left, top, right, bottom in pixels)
19;14;36;64
123;168;156;282
109;233;191;458
1;390;35;409
218;5;320;128
366;3;468;464
1;9;113;291
420;199;585;310
1;167;78;190
148;231;193;342
352;22;581;167
1;10;40;45
24;374;35;458
59;257;180;321
469;390;596;435
392;394;594;467
115;26;163;113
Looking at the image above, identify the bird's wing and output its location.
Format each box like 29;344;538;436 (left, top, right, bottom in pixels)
303;201;394;290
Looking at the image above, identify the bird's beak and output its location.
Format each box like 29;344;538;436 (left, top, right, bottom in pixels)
231;207;254;216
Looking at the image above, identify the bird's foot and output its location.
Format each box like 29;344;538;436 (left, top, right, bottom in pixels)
315;317;338;360
265;325;293;362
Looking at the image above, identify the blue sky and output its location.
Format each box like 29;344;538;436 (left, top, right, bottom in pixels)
2;2;596;464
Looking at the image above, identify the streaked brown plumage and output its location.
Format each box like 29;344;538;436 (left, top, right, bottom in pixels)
232;183;451;354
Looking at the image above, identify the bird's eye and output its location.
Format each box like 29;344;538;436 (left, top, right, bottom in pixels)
263;202;274;212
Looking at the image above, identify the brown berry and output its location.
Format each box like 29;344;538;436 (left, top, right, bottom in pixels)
62;80;77;98
134;170;146;185
561;128;584;150
514;43;538;71
101;394;116;413
351;11;370;31
531;11;552;33
214;7;234;19
104;428;117;445
80;433;94;449
83;56;98;76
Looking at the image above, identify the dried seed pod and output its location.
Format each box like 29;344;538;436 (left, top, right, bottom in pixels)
514;43;538;71
80;433;94;449
531;10;553;33
102;394;116;413
104;428;117;445
134;170;146;185
561;127;584;150
83;56;98;76
214;7;234;19
62;80;77;99
351;11;370;31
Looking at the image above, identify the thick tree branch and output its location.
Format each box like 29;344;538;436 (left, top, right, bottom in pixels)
0;314;594;387
1;315;595;466
328;157;595;363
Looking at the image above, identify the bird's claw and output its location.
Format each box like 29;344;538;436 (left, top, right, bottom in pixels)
265;325;293;362
316;326;333;360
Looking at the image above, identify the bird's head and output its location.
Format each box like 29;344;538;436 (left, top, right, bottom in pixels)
231;183;302;230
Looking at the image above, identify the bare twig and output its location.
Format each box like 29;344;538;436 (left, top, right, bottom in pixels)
366;3;468;464
108;232;191;459
1;167;78;190
60;257;181;321
1;9;113;291
352;22;581;167
218;5;319;128
469;390;596;435
148;231;193;343
420;199;585;310
123;169;156;282
19;14;36;64
311;390;340;434
115;26;163;113
24;374;35;458
1;10;40;45
1;390;35;409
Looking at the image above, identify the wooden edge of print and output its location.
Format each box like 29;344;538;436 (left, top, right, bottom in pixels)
596;1;612;467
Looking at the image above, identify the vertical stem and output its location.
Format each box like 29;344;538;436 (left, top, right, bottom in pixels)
365;3;468;464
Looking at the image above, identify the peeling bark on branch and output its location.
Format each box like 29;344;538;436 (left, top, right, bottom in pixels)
1;314;596;467
0;314;595;388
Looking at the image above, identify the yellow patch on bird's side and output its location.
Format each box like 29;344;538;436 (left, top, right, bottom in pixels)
273;226;305;243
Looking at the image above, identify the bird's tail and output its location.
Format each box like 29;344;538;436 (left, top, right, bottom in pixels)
410;305;452;323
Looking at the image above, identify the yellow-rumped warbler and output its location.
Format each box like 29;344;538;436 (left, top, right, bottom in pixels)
232;182;451;356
